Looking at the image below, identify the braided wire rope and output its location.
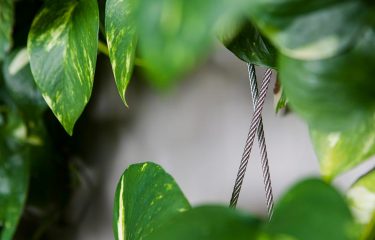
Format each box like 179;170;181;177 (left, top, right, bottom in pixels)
229;66;273;218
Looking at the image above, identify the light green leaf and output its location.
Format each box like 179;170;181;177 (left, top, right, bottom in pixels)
145;206;261;240
105;0;137;106
266;178;360;240
0;0;14;59
248;0;370;60
2;48;46;114
27;0;99;135
279;29;375;131
310;119;375;179
222;20;277;68
113;162;191;240
347;169;375;226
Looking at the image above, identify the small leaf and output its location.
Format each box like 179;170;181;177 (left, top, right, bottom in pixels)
273;79;287;114
2;48;46;114
113;162;191;240
105;0;137;106
145;206;261;240
223;20;277;68
279;28;375;131
310;119;375;179
0;0;14;59
347;169;375;225
266;178;360;240
248;0;369;60
27;0;99;135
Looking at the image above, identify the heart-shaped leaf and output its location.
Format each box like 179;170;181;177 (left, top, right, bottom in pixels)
105;0;138;106
113;162;191;240
248;0;370;60
266;178;360;240
145;206;261;240
28;0;99;135
279;29;375;131
0;0;14;60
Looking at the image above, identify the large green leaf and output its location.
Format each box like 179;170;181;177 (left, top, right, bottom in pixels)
105;0;137;106
135;0;249;87
266;179;359;240
347;169;375;226
0;0;14;59
222;20;277;68
28;0;99;135
2;48;46;114
279;29;375;131
310;119;375;179
145;206;261;240
113;162;191;240
248;0;370;60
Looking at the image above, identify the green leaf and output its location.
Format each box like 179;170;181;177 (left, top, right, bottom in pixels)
274;79;287;114
27;0;99;135
279;29;375;131
266;178;360;240
0;0;14;59
135;0;249;87
347;169;375;226
310;119;375;179
2;48;46;114
105;0;137;106
248;0;370;60
113;162;191;240
145;206;261;240
223;20;277;68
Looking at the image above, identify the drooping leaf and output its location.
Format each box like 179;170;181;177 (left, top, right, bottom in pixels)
266;179;360;240
27;0;99;135
222;20;277;68
135;0;249;87
145;206;261;240
347;169;375;226
2;48;46;114
279;29;375;131
0;0;14;59
310;119;375;179
105;0;137;106
113;162;191;240
248;0;370;60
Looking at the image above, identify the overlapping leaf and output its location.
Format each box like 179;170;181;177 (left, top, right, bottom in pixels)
105;0;137;106
0;0;14;60
113;162;191;240
28;0;99;135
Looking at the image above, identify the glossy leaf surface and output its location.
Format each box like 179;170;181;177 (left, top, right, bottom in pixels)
28;0;99;135
0;0;14;59
279;29;375;131
145;206;261;240
266;179;359;240
113;162;191;240
105;0;137;105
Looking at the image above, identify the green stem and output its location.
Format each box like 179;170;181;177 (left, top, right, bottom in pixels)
99;21;106;38
98;40;109;56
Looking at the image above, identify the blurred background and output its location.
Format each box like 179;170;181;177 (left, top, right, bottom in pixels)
65;44;375;240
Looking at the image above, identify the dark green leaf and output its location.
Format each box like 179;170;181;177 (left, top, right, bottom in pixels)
113;162;191;240
145;206;261;240
223;20;277;68
2;48;46;114
105;0;137;106
28;0;99;135
0;0;14;59
279;29;375;131
266;178;360;240
310;120;375;179
249;0;369;60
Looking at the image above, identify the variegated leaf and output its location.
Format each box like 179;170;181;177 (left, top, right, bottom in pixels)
0;0;14;59
113;162;191;240
310;117;375;180
27;0;99;135
105;0;137;106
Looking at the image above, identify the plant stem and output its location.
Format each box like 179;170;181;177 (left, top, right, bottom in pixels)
98;40;109;56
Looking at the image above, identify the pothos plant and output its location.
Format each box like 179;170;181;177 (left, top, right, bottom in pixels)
0;0;374;239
